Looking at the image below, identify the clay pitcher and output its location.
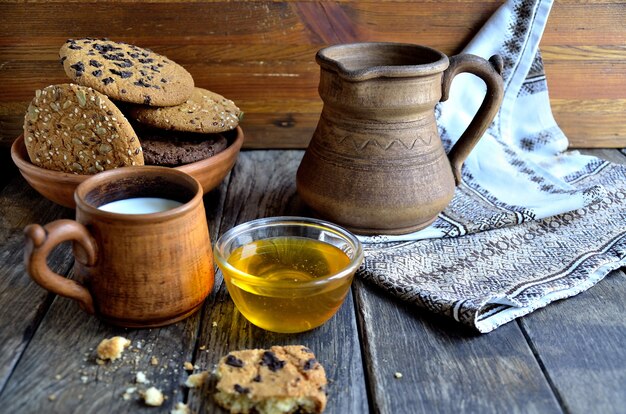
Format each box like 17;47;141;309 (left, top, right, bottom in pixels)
296;42;504;235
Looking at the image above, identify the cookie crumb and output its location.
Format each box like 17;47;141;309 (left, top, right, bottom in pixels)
199;345;206;351
394;372;403;379
150;356;159;366
183;361;194;371
170;402;190;414
54;374;62;380
142;387;164;407
48;394;57;401
136;371;149;384
96;336;131;361
185;371;208;388
212;321;218;327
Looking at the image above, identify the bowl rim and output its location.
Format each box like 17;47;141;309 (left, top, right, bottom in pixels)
11;125;244;186
213;216;365;289
10;125;245;182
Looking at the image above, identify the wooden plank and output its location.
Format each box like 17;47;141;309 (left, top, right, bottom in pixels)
518;269;626;414
187;151;369;413
0;175;74;392
552;100;626;149
1;1;625;150
0;177;231;412
353;279;562;413
516;148;626;414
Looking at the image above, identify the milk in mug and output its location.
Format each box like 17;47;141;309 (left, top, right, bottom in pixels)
98;197;183;214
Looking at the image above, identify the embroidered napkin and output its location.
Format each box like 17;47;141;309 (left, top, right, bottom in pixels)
358;0;626;332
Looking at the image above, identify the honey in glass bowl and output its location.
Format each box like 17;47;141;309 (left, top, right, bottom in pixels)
214;217;363;333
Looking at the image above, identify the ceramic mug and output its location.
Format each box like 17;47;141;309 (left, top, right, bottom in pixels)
23;166;214;328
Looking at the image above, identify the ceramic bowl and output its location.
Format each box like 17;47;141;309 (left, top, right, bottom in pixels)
213;216;364;333
10;126;244;209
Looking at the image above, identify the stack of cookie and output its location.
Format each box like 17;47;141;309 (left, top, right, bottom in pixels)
23;38;241;174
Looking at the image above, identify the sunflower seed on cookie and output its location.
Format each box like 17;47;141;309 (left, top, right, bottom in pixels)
129;87;241;133
23;84;143;174
60;38;194;106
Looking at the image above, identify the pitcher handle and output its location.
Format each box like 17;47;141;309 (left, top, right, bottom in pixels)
24;220;97;314
441;54;504;185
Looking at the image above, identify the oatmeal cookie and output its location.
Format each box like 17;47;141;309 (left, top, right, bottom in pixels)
129;87;241;133
23;84;143;174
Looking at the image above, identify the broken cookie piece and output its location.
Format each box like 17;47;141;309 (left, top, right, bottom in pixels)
96;336;131;361
214;345;327;414
142;386;164;407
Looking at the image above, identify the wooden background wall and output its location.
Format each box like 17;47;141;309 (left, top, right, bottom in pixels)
1;1;625;156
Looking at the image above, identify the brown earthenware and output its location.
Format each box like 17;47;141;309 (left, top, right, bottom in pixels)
23;166;214;328
11;126;244;208
296;42;504;235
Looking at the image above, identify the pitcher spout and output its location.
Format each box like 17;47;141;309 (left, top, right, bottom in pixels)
316;42;449;81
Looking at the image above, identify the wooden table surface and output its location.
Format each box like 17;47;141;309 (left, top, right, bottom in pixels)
0;148;625;414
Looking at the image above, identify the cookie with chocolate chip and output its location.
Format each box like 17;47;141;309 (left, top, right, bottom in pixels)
129;87;241;133
23;84;143;174
59;38;194;106
214;345;327;414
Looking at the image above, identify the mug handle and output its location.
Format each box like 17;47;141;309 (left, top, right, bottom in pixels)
24;220;97;314
441;54;504;185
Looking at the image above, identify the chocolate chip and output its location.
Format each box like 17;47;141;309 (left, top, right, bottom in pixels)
129;52;140;58
92;70;102;77
109;68;133;78
94;43;122;54
225;355;245;368
134;79;152;88
121;89;127;94
303;358;317;371
301;347;313;354
102;52;126;61
102;77;115;85
138;57;154;64
151;65;160;72
70;62;85;76
260;351;285;372
113;60;133;68
68;44;82;50
87;51;95;56
89;60;103;68
233;384;250;394
161;78;167;83
252;375;262;382
143;95;151;105
157;63;164;68
60;56;67;64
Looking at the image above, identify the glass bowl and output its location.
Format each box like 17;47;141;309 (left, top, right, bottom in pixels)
214;216;364;333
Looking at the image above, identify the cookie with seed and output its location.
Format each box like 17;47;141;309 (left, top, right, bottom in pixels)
214;345;327;414
129;87;241;133
59;38;194;106
23;84;143;174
